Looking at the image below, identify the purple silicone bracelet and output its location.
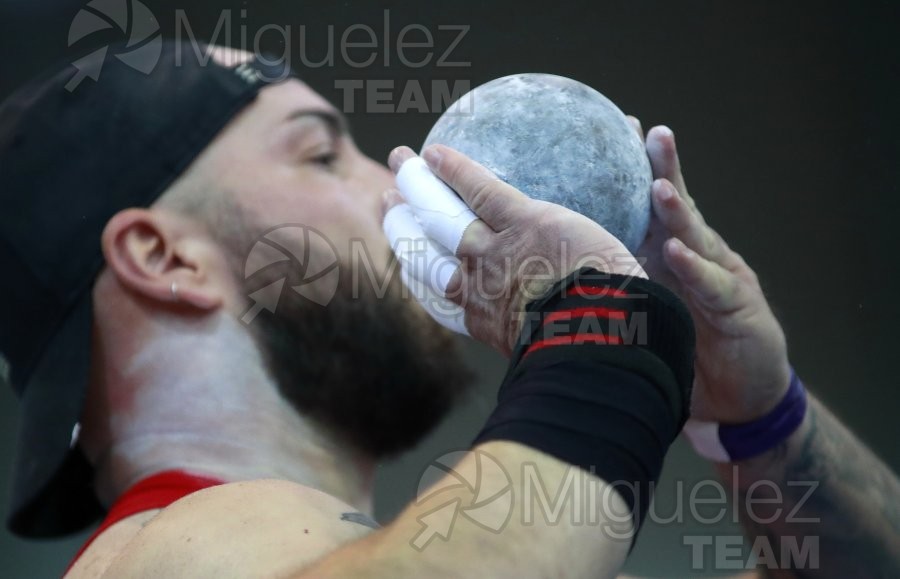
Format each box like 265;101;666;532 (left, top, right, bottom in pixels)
718;369;808;461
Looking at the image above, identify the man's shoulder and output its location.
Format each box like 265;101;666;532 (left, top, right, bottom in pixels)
72;479;377;579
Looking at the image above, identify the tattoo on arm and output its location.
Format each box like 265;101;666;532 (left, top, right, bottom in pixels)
725;398;900;578
340;512;381;530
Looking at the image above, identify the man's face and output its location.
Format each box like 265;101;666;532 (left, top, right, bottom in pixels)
187;71;471;458
204;78;395;273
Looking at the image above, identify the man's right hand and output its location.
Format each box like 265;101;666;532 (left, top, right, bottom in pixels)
386;144;646;356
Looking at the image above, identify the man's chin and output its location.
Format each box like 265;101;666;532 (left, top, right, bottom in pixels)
250;268;474;459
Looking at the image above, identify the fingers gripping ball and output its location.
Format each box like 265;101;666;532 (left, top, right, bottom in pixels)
424;73;652;252
394;157;479;256
387;74;651;336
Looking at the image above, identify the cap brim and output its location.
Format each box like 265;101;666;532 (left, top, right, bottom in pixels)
7;292;101;537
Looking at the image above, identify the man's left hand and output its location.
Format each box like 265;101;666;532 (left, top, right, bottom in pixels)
630;119;791;424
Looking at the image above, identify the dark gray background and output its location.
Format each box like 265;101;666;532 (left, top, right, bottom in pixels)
1;0;898;576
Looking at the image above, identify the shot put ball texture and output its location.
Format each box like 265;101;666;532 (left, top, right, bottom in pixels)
422;73;652;252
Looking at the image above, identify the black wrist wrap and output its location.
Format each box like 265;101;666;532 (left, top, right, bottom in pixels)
472;268;695;538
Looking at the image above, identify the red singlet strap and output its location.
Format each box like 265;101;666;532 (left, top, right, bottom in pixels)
67;470;226;573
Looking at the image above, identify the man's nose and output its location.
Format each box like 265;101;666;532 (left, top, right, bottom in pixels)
367;157;396;191
354;155;397;209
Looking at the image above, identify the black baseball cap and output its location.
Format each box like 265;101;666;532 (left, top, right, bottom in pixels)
0;40;290;537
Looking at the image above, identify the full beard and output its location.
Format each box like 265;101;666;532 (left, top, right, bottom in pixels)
245;252;474;460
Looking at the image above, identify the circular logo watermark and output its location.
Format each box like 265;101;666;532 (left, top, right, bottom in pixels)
410;449;514;551
241;224;341;324
66;0;162;91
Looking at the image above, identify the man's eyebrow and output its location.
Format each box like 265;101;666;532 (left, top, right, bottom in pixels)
283;109;349;137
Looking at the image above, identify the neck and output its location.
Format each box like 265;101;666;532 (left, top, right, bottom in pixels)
85;312;375;515
95;425;374;515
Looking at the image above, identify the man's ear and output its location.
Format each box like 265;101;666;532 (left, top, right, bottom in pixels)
101;208;223;311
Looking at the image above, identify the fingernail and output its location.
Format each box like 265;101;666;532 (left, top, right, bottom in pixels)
381;188;403;217
655;179;674;202
669;238;692;259
657;125;674;139
422;145;442;167
388;146;415;174
628;115;642;133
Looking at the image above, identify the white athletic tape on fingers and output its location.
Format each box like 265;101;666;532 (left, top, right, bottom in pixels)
401;267;469;336
395;156;478;255
383;203;460;295
383;204;468;335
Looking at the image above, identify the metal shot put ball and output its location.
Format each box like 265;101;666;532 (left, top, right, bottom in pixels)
422;73;652;252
